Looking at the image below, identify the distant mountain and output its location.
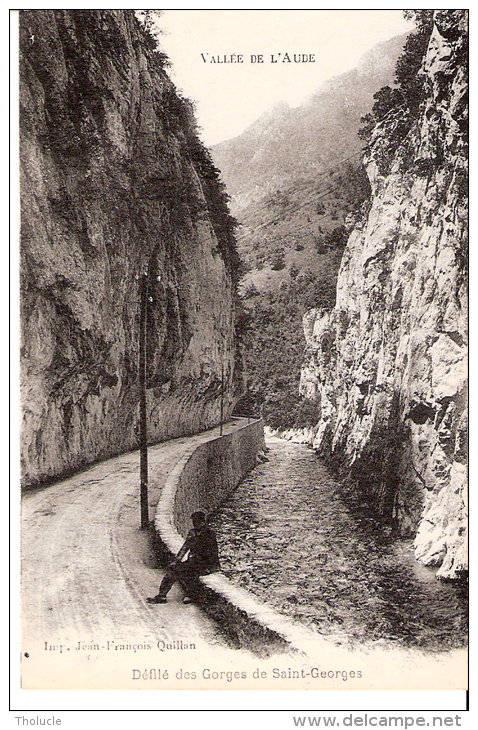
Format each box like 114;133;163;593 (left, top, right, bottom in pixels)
213;34;407;217
210;33;408;427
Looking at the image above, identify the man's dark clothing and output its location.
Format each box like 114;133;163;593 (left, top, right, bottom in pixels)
157;526;220;600
181;525;220;572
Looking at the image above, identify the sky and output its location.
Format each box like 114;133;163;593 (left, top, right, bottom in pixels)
157;10;414;147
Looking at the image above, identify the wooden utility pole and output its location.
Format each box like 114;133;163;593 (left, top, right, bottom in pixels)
220;361;224;436
139;273;149;529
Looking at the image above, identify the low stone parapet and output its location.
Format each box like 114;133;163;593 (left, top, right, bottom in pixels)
153;417;318;655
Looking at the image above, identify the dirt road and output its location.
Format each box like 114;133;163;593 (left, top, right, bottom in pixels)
21;422;254;688
20;423;467;691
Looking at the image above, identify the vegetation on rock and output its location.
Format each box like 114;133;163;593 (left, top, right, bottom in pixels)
20;9;242;486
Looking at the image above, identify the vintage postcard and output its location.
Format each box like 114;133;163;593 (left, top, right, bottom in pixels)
17;8;468;693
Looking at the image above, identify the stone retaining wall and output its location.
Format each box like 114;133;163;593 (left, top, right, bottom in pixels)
154;418;318;656
174;418;265;535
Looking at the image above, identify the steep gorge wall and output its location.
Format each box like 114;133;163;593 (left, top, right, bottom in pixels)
300;11;467;579
20;10;242;487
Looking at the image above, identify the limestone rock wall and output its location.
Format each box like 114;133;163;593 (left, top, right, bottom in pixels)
300;11;468;579
20;10;242;487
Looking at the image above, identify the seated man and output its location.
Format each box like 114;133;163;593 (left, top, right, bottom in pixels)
147;511;220;604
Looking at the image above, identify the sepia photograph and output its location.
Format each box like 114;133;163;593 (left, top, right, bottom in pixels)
16;8;468;695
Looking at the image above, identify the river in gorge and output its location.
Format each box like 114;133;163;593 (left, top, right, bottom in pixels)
210;436;467;652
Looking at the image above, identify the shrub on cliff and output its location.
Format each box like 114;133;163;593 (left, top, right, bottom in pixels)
358;86;403;141
396;10;434;113
358;10;433;146
134;10;170;65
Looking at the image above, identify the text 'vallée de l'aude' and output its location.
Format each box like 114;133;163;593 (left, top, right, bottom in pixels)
200;53;316;64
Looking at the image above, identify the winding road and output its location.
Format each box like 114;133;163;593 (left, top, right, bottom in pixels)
21;422;254;689
20;424;467;691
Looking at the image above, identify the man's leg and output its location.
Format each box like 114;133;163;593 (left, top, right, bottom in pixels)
176;561;201;602
158;567;177;597
147;564;178;603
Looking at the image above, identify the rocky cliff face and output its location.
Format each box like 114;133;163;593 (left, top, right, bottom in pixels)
20;10;242;487
300;11;467;579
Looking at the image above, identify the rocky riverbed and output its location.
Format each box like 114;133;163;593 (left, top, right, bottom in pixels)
211;437;467;652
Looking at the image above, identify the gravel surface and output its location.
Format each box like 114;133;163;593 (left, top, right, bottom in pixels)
211;437;468;652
